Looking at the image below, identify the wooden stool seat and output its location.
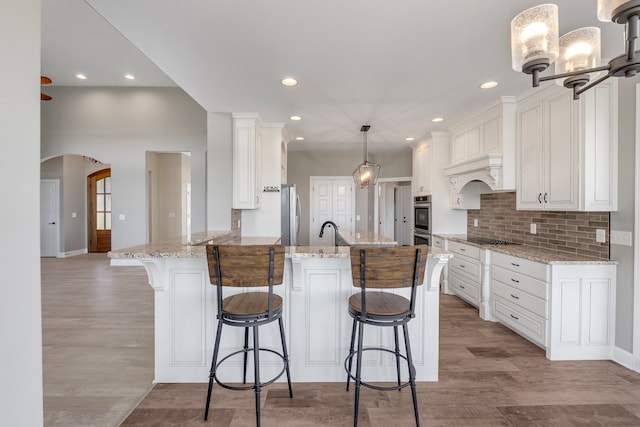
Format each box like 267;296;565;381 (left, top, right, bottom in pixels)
223;292;283;316
348;292;410;317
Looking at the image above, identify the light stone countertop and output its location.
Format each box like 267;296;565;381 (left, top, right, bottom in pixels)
434;234;617;265
338;230;397;246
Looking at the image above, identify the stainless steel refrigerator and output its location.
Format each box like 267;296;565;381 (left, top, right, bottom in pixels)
281;184;300;246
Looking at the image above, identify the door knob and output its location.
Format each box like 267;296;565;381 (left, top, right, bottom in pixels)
48;222;56;225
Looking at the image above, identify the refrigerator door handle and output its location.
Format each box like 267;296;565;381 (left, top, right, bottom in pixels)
295;193;301;237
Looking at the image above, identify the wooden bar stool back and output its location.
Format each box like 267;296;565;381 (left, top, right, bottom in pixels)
204;244;292;426
345;245;428;427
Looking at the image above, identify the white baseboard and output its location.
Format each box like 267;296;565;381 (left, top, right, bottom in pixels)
57;248;88;258
613;346;639;372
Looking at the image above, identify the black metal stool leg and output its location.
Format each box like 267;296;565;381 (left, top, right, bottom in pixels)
403;323;420;427
393;325;402;391
346;317;357;391
242;327;249;384
278;317;293;398
353;321;364;427
204;320;224;421
253;324;261;427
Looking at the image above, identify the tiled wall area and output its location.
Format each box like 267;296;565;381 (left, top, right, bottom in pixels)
467;192;610;259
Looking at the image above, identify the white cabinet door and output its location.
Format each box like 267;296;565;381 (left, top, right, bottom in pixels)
232;114;261;209
412;143;431;196
517;98;545;209
545;90;578;210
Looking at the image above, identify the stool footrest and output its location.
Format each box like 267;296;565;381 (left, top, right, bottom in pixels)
214;347;288;391
344;347;411;392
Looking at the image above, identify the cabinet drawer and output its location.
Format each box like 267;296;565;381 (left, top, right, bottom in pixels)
492;280;547;318
492;295;546;347
492;265;549;301
448;241;480;259
450;273;479;307
491;251;548;281
449;255;481;282
432;237;444;248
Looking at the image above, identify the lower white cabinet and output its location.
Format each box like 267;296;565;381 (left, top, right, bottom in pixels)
447;241;481;307
490;251;616;360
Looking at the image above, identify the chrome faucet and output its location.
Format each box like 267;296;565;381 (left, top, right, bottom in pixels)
319;221;339;246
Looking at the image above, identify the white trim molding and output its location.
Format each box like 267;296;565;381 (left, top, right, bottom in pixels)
634;83;640;372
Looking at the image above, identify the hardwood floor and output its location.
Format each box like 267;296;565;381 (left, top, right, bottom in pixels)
42;254;154;426
42;255;640;426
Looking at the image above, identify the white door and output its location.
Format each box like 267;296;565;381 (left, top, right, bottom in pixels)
310;177;354;246
394;186;412;245
40;179;60;257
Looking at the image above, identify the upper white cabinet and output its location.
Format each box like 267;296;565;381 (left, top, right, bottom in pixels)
444;97;517;193
516;82;618;211
232;113;262;209
412;142;432;196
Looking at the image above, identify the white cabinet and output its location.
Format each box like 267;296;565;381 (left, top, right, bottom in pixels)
232;113;261;209
447;241;481;307
491;252;550;347
490;250;616;360
412;142;432;196
516;82;618;211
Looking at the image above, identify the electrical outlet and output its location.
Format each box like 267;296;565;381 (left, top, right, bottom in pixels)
610;230;632;246
530;223;536;234
596;229;606;243
119;214;126;220
237;219;241;228
473;218;478;227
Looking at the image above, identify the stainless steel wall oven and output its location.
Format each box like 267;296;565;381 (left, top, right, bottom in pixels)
414;195;431;245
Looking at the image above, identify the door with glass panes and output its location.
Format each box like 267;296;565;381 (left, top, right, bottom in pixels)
88;169;111;252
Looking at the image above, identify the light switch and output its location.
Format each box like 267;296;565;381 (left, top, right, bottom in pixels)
473;219;478;227
71;212;77;218
596;229;606;243
119;214;126;220
356;215;360;221
530;223;536;234
610;230;632;246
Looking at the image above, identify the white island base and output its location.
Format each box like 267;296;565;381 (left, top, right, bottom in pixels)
129;247;450;384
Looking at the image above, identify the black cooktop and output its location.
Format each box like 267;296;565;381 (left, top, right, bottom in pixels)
465;237;520;245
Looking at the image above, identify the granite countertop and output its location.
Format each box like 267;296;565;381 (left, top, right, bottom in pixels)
109;230;451;261
434;234;617;265
338;230;398;246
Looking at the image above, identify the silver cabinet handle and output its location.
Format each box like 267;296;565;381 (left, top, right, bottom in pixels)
538;193;542;203
510;294;520;300
510;314;519;320
459;264;465;268
544;193;548;203
460;248;466;252
460;285;465;289
511;278;520;283
511;262;520;267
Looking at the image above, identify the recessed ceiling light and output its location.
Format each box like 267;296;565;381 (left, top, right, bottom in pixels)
290;115;301;121
480;81;498;89
432;117;444;123
124;74;135;80
405;137;415;142
295;137;304;141
76;73;87;80
281;77;298;86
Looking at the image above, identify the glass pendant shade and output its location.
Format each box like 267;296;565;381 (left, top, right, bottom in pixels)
555;27;601;85
353;161;381;189
597;0;635;22
511;4;559;72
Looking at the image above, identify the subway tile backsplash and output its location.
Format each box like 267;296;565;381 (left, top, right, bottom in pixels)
467;192;610;259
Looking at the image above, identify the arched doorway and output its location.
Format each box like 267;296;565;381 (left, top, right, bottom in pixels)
88;168;112;252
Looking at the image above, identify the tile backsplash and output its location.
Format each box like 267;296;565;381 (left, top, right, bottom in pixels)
467;192;610;259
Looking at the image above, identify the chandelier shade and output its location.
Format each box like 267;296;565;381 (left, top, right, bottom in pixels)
353;125;380;189
555;27;602;86
511;4;559;74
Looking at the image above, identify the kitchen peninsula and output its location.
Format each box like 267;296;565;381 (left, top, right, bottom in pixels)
109;231;451;383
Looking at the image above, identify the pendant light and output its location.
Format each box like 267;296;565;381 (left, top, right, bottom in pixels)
352;125;381;189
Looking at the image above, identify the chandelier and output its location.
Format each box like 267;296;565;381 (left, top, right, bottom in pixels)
511;0;640;99
352;125;381;189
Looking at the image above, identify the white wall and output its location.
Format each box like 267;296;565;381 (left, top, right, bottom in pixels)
41;86;207;249
611;74;640;353
206;112;233;230
0;0;43;424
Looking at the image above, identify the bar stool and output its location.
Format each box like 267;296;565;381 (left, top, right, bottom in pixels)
345;245;428;427
204;244;292;426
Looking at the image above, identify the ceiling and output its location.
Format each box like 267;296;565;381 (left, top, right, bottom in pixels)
42;0;626;152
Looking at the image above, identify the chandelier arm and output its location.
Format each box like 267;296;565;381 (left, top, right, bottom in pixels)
574;72;612;98
628;14;639;61
538;64;611;84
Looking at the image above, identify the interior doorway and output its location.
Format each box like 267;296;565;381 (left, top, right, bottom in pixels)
374;177;412;244
309;176;354;246
88;168;112;253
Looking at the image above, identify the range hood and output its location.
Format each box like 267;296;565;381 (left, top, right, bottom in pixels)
443;153;514;193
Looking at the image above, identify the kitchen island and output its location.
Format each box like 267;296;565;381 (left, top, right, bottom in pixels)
109;232;451;383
